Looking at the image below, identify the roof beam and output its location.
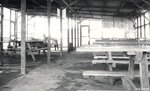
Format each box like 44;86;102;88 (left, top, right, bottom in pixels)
76;9;117;14
117;0;126;13
63;0;79;9
142;0;150;7
70;5;139;10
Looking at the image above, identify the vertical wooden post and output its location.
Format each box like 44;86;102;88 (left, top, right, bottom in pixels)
0;5;3;66
88;26;90;45
79;22;81;46
143;14;146;39
26;15;28;40
80;25;82;46
14;11;18;40
140;16;142;38
71;17;73;45
21;0;26;74
149;11;150;39
60;5;63;56
67;17;70;53
47;0;51;62
10;9;12;40
137;18;139;41
77;21;79;47
74;18;76;48
139;52;149;91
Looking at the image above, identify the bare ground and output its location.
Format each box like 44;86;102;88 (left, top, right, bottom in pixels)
0;52;126;91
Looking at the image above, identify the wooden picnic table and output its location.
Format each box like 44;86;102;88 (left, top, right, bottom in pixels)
76;44;150;91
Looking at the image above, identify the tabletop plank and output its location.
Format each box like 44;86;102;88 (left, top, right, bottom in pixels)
76;45;150;52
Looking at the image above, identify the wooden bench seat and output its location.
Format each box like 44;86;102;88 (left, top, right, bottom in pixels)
94;56;129;59
83;70;150;78
92;60;150;65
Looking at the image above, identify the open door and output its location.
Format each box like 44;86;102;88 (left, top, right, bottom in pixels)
80;25;90;46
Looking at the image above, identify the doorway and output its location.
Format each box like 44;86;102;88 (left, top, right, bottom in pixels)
80;25;90;46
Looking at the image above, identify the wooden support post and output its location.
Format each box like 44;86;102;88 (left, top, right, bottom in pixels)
144;14;146;39
14;11;18;40
21;0;26;74
139;52;149;91
67;17;70;53
26;15;28;40
72;18;75;47
88;26;90;45
79;23;81;47
140;16;142;38
13;11;18;49
0;5;3;66
80;25;82;46
149;11;150;39
128;55;135;79
137;18;139;40
77;21;79;47
60;5;63;56
71;17;73;45
47;0;51;62
107;51;114;85
74;18;76;48
10;9;12;40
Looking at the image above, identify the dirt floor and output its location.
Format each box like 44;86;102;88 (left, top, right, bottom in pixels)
0;51;137;91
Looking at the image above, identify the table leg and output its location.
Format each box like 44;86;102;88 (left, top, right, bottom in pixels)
128;55;135;79
107;51;114;85
139;52;149;91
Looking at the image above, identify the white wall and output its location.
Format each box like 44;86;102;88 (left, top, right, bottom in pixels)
102;16;135;39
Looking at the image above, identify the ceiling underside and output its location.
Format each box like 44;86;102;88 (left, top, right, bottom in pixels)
0;0;150;19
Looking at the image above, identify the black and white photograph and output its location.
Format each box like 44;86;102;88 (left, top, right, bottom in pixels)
0;0;150;91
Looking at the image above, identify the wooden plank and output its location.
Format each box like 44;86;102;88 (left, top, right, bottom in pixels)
127;51;136;55
93;41;150;45
94;56;129;59
83;70;150;78
122;77;136;91
27;43;36;61
47;0;51;62
92;60;150;65
139;53;150;91
21;0;26;74
76;45;150;52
